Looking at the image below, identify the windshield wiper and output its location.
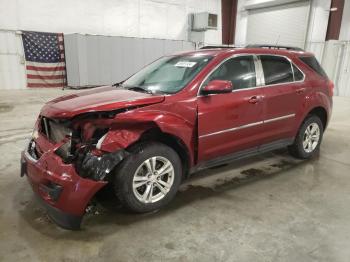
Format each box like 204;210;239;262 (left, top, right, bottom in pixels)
113;81;124;87
126;86;153;94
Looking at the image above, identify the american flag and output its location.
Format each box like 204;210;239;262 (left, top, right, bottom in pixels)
22;31;66;88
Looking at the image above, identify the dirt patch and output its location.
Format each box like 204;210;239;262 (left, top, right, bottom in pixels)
0;103;14;113
241;168;267;177
270;160;294;169
164;242;176;250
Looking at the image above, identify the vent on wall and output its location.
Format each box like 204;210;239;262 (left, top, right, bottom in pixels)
191;12;218;31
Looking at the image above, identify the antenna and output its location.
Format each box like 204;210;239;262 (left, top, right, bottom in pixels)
275;35;281;48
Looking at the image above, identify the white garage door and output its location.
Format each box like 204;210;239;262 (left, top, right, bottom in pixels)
246;1;310;49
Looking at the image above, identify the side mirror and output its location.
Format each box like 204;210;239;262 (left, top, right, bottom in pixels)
202;80;233;95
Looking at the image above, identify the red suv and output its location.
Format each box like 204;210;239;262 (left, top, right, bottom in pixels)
21;45;333;229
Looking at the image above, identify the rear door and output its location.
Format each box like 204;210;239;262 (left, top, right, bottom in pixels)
197;55;264;162
258;55;305;145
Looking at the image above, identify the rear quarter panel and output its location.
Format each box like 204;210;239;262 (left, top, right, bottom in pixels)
291;56;332;134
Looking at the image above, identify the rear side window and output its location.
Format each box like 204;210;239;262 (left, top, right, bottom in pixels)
260;56;294;85
293;64;304;81
299;56;328;78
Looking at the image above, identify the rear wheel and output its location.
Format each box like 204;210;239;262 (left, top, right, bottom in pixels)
113;142;182;213
289;115;323;159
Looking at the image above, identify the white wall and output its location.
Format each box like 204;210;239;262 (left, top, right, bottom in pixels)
339;0;350;41
306;0;331;43
0;0;222;44
235;0;331;46
235;0;248;46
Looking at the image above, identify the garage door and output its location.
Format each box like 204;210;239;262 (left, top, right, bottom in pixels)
246;1;310;49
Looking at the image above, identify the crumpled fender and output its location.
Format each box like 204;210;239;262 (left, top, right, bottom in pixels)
98;110;195;164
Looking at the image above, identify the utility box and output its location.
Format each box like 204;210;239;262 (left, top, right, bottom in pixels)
191;12;218;31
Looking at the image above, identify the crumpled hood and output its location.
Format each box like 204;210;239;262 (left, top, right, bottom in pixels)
41;86;165;118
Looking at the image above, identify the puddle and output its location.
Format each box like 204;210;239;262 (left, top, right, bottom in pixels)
270;160;294;168
0;103;14;113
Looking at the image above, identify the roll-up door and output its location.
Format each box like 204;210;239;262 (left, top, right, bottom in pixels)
246;1;310;49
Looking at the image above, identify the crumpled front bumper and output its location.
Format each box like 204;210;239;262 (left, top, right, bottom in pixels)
21;139;107;230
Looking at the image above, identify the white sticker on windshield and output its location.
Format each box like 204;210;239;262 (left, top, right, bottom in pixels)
174;61;197;68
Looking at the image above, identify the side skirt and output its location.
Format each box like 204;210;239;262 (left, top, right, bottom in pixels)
190;138;294;174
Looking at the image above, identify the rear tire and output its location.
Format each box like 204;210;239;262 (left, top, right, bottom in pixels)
289;115;323;159
113;142;182;213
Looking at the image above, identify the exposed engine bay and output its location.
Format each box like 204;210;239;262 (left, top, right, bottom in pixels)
32;110;131;181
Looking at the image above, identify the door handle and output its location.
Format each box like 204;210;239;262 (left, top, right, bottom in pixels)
248;96;260;104
296;88;306;94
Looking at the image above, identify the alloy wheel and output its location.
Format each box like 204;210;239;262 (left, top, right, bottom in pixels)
132;156;175;203
303;123;320;153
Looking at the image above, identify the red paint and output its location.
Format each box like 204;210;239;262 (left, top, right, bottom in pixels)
23;47;332;222
23;137;106;216
202;80;233;93
41;86;165;118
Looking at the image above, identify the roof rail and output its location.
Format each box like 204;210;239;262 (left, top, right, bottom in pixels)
200;45;235;49
246;44;304;51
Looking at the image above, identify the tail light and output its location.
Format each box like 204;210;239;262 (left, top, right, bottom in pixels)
327;80;334;96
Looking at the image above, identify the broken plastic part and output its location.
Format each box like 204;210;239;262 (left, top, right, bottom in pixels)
96;133;107;150
77;149;129;181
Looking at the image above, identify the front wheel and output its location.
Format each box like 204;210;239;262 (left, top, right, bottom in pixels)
289;115;324;159
113;142;182;213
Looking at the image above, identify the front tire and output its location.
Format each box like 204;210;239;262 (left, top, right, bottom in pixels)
113;142;182;213
289;115;324;159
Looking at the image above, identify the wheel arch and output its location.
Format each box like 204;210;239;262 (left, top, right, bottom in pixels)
306;106;328;130
134;127;191;179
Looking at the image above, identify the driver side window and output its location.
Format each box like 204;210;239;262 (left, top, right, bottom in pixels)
206;56;257;90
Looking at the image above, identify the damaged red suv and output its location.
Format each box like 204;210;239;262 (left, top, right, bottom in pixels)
21;45;333;230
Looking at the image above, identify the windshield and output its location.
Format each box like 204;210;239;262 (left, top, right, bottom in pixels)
122;55;213;94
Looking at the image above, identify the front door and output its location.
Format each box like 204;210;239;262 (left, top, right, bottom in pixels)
197;55;264;162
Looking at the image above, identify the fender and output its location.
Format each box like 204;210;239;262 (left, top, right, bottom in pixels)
295;89;332;134
98;110;196;165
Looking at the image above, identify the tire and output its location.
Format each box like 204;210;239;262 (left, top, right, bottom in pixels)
113;142;182;213
288;115;324;159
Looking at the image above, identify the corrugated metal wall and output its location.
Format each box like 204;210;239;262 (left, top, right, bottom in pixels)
325;41;350;96
0;30;26;90
64;34;195;87
307;40;350;96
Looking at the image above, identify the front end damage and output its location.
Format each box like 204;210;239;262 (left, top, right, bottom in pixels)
21;111;130;230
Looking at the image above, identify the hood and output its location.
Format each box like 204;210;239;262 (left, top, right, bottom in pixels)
41;86;165;118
